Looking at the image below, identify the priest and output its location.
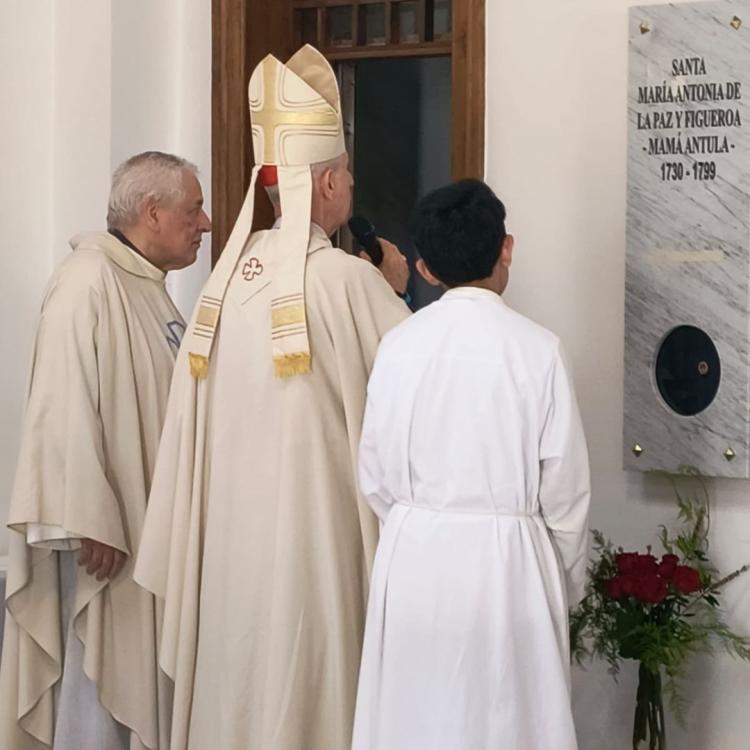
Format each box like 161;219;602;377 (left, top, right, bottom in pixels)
0;151;212;750
134;45;410;750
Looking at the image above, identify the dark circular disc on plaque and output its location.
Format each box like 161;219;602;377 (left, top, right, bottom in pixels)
655;325;720;416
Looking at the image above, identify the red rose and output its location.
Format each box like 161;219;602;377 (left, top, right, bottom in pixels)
605;576;625;599
620;575;640;597
633;554;659;576
616;553;640;575
672;565;701;594
634;574;668;604
657;554;680;579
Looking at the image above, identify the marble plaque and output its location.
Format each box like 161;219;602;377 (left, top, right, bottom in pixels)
624;0;750;477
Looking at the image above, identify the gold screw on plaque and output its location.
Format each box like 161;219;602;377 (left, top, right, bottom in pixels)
724;447;736;461
697;360;709;376
731;16;742;30
632;444;644;457
639;20;651;34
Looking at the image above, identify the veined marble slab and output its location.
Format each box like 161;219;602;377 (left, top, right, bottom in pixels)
624;0;750;477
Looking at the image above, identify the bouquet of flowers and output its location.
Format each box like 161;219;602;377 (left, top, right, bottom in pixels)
570;476;750;750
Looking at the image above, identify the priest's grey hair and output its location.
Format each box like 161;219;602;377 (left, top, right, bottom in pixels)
107;151;198;229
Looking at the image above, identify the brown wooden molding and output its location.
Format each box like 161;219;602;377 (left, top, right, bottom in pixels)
326;41;451;60
212;0;248;264
451;0;485;180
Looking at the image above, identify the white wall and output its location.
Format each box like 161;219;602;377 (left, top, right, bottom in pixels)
487;1;750;748
0;0;212;555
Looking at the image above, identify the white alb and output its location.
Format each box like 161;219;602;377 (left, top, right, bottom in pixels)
352;286;591;750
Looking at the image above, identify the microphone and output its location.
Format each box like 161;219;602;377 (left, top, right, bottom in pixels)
348;215;383;266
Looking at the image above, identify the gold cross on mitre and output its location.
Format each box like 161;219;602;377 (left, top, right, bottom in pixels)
249;46;344;166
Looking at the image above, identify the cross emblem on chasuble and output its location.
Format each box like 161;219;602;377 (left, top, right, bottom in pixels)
242;257;264;281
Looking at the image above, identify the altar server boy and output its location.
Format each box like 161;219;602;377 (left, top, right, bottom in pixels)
352;179;591;750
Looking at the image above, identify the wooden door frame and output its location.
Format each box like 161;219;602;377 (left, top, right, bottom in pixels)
211;0;485;263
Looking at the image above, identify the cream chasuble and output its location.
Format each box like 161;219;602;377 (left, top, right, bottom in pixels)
135;226;409;750
0;232;181;749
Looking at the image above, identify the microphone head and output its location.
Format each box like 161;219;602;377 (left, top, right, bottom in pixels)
348;215;383;265
348;215;375;241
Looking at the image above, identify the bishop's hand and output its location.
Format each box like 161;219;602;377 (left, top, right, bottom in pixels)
78;538;127;581
360;237;409;296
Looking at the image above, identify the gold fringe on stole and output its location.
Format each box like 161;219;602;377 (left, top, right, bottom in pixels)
273;352;311;378
189;353;210;380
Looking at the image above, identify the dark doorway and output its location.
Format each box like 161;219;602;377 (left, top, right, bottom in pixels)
347;56;451;308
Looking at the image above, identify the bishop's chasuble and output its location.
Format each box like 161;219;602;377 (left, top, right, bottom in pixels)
135;225;409;750
0;232;181;749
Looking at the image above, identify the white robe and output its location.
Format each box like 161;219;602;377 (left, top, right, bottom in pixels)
0;232;180;749
352;286;591;750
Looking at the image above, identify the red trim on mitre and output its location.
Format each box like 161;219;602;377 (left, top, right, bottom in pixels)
258;165;278;187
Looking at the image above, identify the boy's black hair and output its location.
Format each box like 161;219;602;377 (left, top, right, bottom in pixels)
412;179;507;287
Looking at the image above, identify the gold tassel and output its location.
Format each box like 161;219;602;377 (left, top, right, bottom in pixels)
273;352;311;378
189;353;210;380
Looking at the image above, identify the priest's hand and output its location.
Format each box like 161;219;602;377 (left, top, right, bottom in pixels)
360;238;409;295
78;539;127;581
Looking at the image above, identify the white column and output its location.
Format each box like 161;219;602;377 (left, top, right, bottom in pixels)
0;2;56;556
51;0;113;263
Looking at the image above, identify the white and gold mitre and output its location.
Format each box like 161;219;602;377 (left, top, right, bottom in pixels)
249;45;345;167
185;45;345;382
